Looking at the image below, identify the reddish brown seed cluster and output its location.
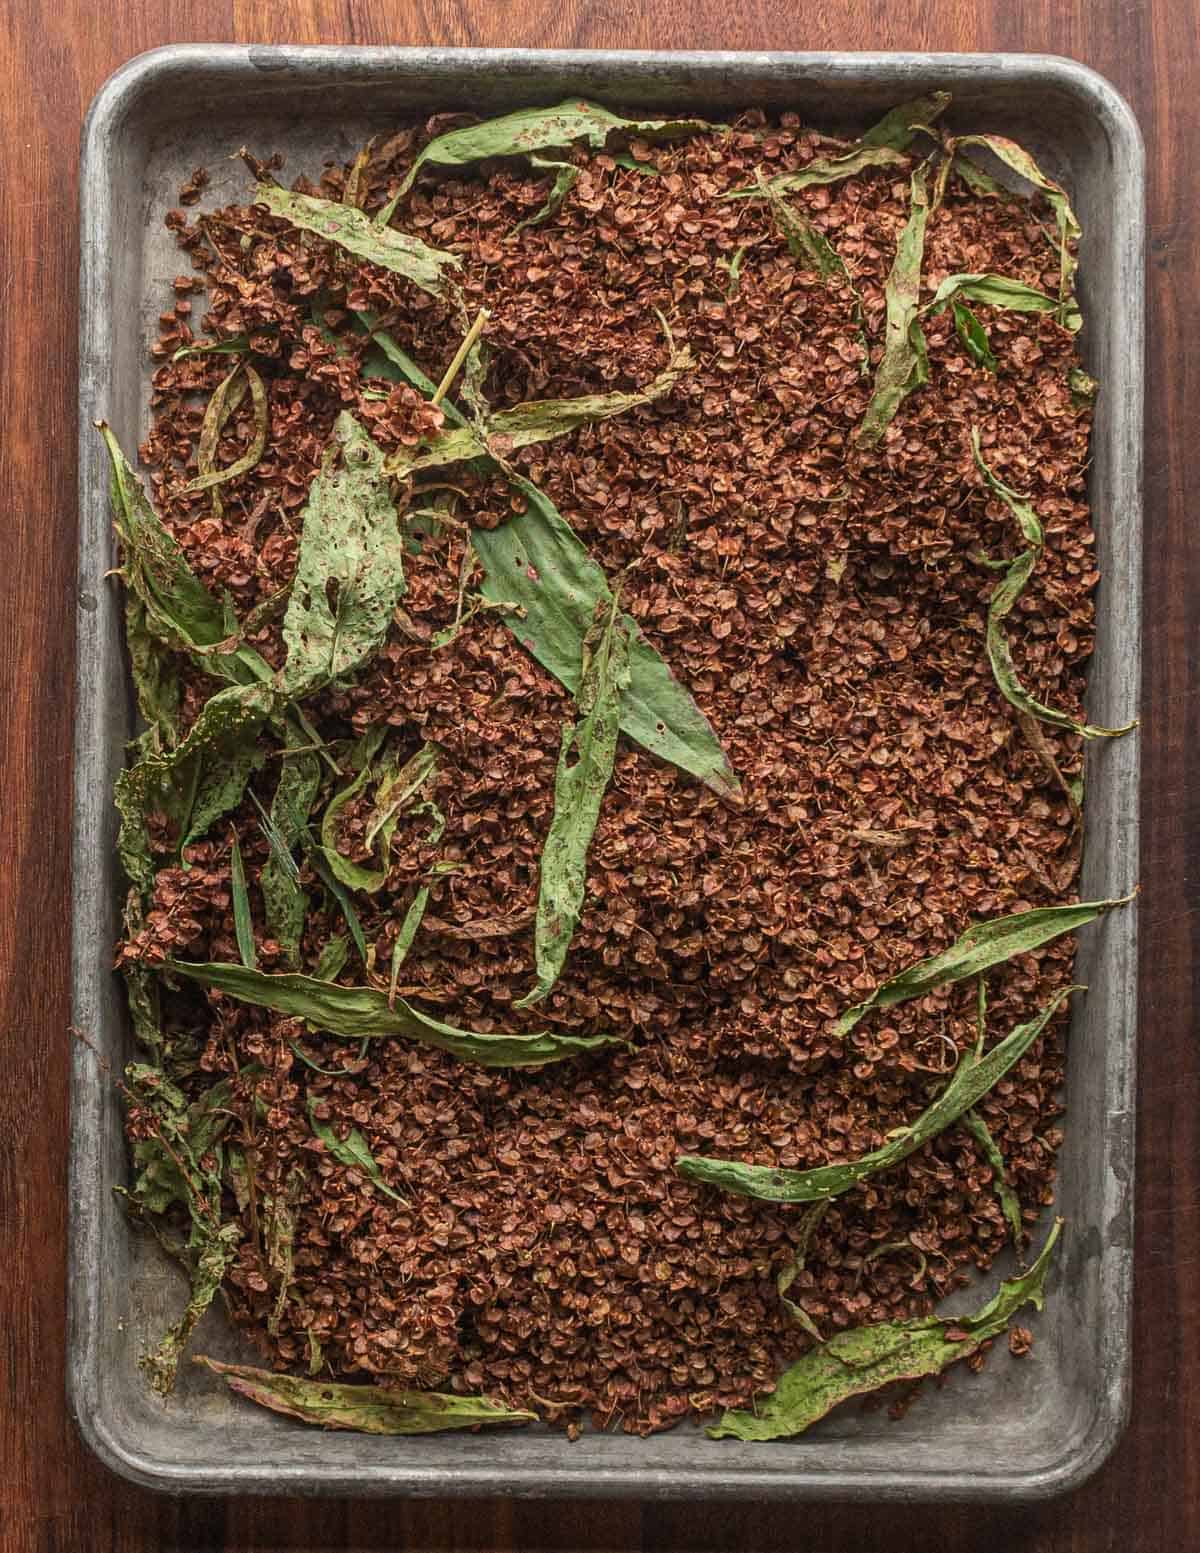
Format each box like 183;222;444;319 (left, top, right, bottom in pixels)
123;110;1094;1433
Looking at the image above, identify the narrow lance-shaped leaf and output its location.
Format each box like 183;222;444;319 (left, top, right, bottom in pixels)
472;475;740;802
182;361;269;498
388;802;448;1006
172;333;255;362
166;960;627;1068
354;311;472;429
321;736;439;894
115;683;272;891
954;135;1082;330
860;90;953;151
758;174;869;371
927;271;1059;318
253;181;460;300
264;1168;304;1334
856;163;931;446
723;142;909;200
973;430;1135;737
99;423;277;690
383;99;711;214
195;1357;537;1434
384;346;694;477
515;593;630;1008
514;155;580;231
708;1220;1061;1441
229;833;258;970
951;299;997;371
678;988;1078;1203
279;413;407;699
307;1096;408;1203
836;894;1128;1037
257;753;321;969
962;1110;1024;1249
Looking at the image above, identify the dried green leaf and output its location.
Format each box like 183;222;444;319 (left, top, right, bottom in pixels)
962;1110;1024;1249
861;91;953;151
166;960;626;1068
254;181;460;299
951;299;997;371
611;151;661;176
953;154;1010;199
229;833;258;970
836;896;1128;1036
678;988;1078;1202
385;99;710;209
973;430;1135;737
115;684;272;891
314;935;351;983
195;1357;537;1434
1069;366;1098;405
857;164;931;445
927;271;1058;318
143;1224;241;1395
954;135;1082;329
708;1221;1061;1440
279;413;407;698
264;1168;304;1333
514;156;580;231
258;753;321;968
759;172;844;279
303;841;369;963
172;333;254;362
354;312;472;430
182;361;269;497
384;346;693;477
473;475;740;802
516;595;630;1008
777;1199;830;1341
124;593;183;748
307;1096;407;1203
722;243;749;299
723;143;909;200
321;738;438;893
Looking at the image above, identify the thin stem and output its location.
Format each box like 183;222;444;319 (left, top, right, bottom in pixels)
431;309;489;407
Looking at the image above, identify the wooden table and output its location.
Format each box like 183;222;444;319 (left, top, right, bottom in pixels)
3;2;1193;1548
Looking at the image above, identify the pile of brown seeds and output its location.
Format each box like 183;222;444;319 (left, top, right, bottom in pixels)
121;108;1096;1434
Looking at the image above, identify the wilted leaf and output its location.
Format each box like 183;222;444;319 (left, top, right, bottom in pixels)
515;595;630;1008
253;181;460;299
962;1110;1024;1249
354;312;472;430
229;833;258;970
678;988;1077;1202
321;736;438;894
279;413;407;698
115;683;272;891
383;99;710;212
314;935;351;983
707;1221;1061;1440
182;361;269;498
473;475;740;802
951;299;997;371
166;960;627;1068
857;164;931;445
143;1224;241;1395
195;1357;537;1434
384;346;694;477
172;333;254;362
514;155;580;231
257;754;321;968
264;1168;304;1333
307;1096;407;1203
927;271;1058;318
723;144;909;200
861;91;953;151
835;895;1128;1036
973;430;1136;737
954;135;1082;329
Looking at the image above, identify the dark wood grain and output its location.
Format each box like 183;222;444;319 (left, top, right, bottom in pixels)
1;2;1193;1548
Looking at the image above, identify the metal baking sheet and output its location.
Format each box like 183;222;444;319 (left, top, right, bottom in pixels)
71;45;1143;1501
